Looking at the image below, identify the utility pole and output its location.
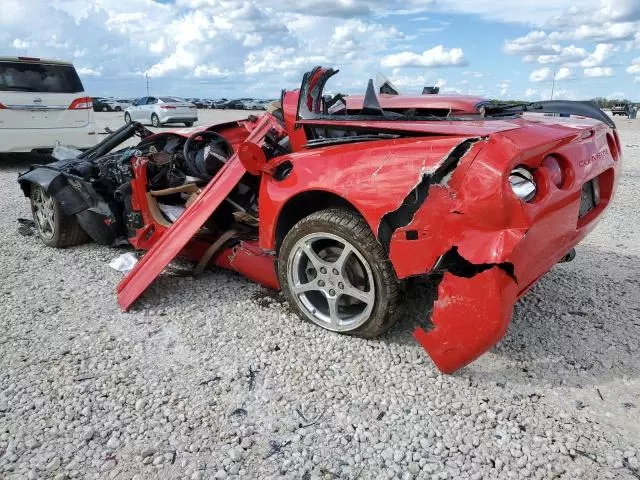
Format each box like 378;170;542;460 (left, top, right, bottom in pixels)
145;73;149;96
550;69;556;100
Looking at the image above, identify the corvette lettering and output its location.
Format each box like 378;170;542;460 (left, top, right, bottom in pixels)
579;148;609;167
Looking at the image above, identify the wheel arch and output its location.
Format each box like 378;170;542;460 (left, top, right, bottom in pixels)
273;190;366;253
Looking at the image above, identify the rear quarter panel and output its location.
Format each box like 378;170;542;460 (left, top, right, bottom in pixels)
258;135;484;253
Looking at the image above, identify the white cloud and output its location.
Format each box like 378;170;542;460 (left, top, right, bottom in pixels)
555;67;574;80
548;22;637;42
244;46;328;75
192;65;231;78
76;66;102;76
626;57;640;74
580;43;616;67
496;81;510;96
535;45;588;65
584;66;614;77
530;67;554;82
389;74;428;88
12;38;30;49
149;37;165;55
525;87;539;97
503;31;558;56
381;45;467;68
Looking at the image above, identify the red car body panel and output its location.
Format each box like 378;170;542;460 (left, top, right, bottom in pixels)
112;67;620;373
346;93;486;114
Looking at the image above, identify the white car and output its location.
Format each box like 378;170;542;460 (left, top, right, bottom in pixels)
0;56;97;153
111;99;132;111
124;96;197;127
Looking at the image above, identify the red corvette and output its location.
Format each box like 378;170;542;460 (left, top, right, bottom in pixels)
18;67;621;373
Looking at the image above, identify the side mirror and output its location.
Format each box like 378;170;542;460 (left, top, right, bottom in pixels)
238;141;267;176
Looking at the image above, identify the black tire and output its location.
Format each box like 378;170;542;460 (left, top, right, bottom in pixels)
102;106;108;112
151;113;161;127
184;121;194;127
124;112;131;124
29;184;89;248
278;208;399;338
114;106;122;112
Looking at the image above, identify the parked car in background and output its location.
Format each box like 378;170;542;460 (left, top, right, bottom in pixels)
611;103;630;116
0;56;97;153
124;96;197;127
211;99;228;109
92;97;113;112
111;99;132;111
221;99;246;109
242;99;267;110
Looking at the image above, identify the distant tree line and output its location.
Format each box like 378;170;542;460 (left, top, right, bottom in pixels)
492;98;637;108
590;97;637;108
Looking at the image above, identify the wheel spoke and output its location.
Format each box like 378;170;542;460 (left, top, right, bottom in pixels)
302;242;326;270
332;243;353;273
293;282;321;295
341;283;374;306
326;295;340;327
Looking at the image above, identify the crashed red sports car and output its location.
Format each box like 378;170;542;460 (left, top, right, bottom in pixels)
18;67;621;374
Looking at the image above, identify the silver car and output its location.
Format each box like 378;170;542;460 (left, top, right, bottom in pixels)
124;96;197;127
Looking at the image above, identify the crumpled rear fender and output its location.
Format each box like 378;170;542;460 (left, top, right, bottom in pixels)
414;268;519;373
379;134;538;373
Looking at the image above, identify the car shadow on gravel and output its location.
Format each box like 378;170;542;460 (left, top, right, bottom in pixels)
384;245;640;386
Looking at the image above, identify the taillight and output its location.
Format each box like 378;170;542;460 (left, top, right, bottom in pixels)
68;97;92;110
606;133;620;161
160;105;176;110
509;167;537;202
542;155;565;188
0;102;6;109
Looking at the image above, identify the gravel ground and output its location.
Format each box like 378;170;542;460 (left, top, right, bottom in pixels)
0;112;638;480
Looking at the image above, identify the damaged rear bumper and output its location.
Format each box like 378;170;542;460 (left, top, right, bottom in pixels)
415;268;518;374
385;133;621;374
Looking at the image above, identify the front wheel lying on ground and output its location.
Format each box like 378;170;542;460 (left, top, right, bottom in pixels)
278;208;399;338
29;184;88;248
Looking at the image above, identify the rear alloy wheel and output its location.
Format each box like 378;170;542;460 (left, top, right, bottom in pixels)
278;208;399;337
124;112;132;124
114;106;122;112
151;113;161;127
102;106;108;112
30;184;88;248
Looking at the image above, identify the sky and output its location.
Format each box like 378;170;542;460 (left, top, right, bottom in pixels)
1;0;640;101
